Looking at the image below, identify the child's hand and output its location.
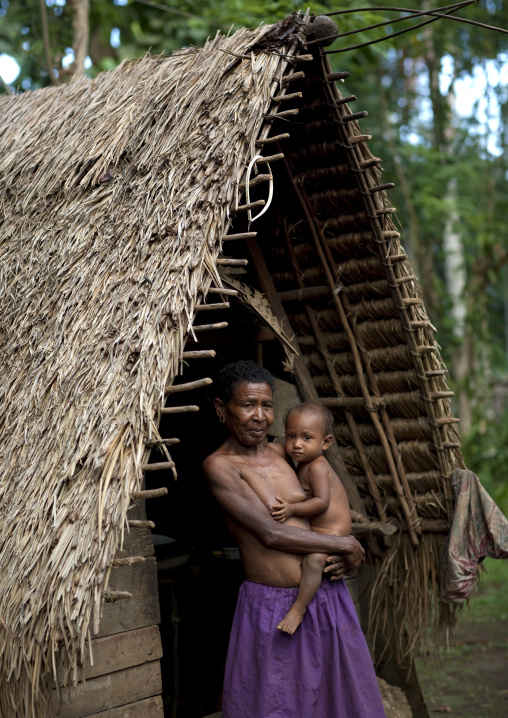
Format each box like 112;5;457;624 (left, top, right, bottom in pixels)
271;497;293;522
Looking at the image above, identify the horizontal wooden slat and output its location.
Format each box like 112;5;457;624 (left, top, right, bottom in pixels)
83;696;164;718
81;626;162;680
52;661;162;718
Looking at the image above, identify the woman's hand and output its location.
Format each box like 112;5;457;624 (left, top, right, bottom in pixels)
271;497;294;523
323;555;354;580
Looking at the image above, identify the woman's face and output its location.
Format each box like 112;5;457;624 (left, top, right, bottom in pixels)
215;381;274;447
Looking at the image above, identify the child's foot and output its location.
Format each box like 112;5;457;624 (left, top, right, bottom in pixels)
277;607;305;634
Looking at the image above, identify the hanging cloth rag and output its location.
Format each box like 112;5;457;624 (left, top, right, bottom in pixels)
441;468;508;603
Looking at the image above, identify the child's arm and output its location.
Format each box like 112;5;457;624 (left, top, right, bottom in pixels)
271;461;330;522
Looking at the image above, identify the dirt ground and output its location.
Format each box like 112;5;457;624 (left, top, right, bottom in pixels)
416;560;508;716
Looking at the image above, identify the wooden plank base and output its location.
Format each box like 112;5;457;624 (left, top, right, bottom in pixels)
52;661;162;718
83;695;163;717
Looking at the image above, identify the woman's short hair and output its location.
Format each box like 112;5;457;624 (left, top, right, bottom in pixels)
215;361;274;403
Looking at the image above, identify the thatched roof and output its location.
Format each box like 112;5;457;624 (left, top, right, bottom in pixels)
0;24;294;716
0;12;465;716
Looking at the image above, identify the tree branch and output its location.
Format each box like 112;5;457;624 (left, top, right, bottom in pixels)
0;75;14;95
39;0;59;85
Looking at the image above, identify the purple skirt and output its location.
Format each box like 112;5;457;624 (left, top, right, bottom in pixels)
223;579;386;718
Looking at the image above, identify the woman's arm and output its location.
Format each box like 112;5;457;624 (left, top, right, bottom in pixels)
203;454;364;567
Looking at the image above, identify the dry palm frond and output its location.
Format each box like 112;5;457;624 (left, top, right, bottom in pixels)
0;26;292;717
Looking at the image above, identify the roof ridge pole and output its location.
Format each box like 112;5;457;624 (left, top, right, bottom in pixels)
244;235;366;516
317;49;463;505
282;222;390;533
279;147;420;546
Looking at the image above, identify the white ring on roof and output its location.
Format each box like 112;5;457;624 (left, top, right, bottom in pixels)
245;154;273;224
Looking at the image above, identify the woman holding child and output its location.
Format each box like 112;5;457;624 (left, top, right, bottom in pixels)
203;360;385;718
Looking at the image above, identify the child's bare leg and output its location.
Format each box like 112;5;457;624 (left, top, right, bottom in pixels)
277;553;327;634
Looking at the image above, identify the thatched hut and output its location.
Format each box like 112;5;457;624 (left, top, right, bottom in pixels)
0;11;464;718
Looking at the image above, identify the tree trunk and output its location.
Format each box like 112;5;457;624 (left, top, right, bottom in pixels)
70;0;90;79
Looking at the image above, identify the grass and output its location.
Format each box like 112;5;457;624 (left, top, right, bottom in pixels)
416;558;508;716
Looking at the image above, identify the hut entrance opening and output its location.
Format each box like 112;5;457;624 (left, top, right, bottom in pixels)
143;295;292;718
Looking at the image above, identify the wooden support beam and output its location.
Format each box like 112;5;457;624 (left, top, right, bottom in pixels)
141;462;175;472
263;109;299;121
360;157;382;170
165;377;212;394
144;437;180;447
182;349;216;360
390;253;408;263
396;275;416;285
113;556;146;566
192;322;228;332
216;258;248;267
292;53;313;63
107;590;133;601
334;94;357;105
349;134;372;144
281;71;305;84
425;369;447;377
434;417;460;426
416;345;435;355
368;182;395;194
256;133;290;145
195;303;230;312
429;391;454;400
327;71;350;81
206;287;238;296
410;320;434;329
272;91;302;102
403;297;423;307
234;200;266;213
161;405;199;414
239;174;272;191
223;231;258;241
440;442;461;450
341;110;368;122
128;520;155;529
255;153;285;164
352;521;398;536
131;487;168;500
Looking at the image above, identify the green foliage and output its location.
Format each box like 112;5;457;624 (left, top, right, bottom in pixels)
462;408;508;516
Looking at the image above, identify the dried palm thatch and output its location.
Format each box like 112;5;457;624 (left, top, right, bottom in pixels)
0;11;467;716
0;26;299;717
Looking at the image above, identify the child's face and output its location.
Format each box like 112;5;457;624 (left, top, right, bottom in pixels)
285;412;332;464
